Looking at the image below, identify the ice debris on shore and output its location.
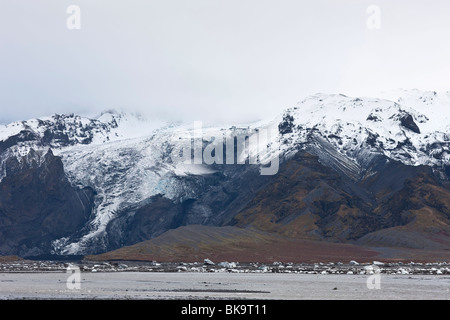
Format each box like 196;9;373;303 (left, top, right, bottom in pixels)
203;259;215;266
0;260;449;275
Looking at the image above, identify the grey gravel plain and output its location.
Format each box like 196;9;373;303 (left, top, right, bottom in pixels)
1;272;449;300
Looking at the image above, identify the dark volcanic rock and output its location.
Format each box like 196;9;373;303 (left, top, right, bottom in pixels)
357;171;450;249
105;195;193;249
278;113;295;135
0;130;40;153
230;150;450;247
400;113;421;134
230;151;378;241
0;149;95;256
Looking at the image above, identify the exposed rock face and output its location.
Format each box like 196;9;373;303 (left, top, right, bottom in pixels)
105;195;194;249
230;151;450;248
399;113;421;134
357;172;450;249
0;149;95;256
0;130;40;153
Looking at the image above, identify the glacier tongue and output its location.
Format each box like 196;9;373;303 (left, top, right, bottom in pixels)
52;134;194;254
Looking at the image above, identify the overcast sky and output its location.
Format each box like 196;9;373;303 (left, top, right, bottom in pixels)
1;0;450;125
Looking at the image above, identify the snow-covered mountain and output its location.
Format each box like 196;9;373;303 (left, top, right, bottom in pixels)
0;89;449;256
280;91;449;169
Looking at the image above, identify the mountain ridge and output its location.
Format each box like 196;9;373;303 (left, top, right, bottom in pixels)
0;89;449;260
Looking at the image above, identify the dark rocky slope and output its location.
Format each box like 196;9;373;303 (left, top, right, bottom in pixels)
0;149;95;256
229;151;450;250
